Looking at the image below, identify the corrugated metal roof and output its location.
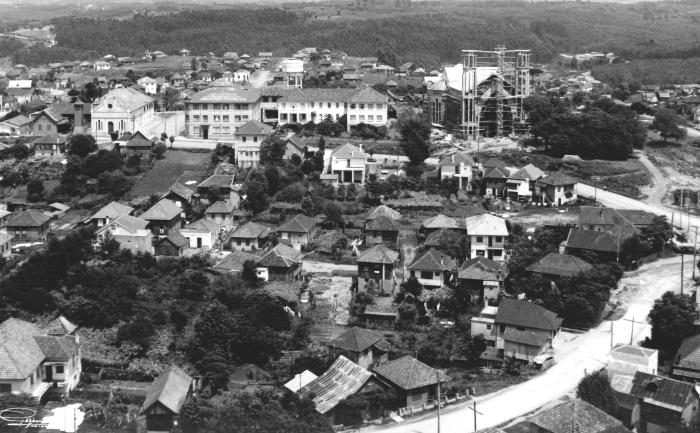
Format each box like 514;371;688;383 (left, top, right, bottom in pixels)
299;355;372;414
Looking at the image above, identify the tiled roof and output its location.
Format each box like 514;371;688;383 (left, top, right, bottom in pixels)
300;355;372;414
372;355;447;391
439;151;475;167
157;231;189;248
366;215;399;232
629;371;695;411
676;334;700;372
483;166;510;179
33;133;70;145
331;143;367;159
357;244;400;264
33;335;79;362
277;214;317;234
617;209;658;226
495;299;562;332
509;163;545;181
481;157;506;169
503;328;550;347
104;214;149;234
328;326;389;353
538;172;577;186
97;87;153;111
465;213;508;237
46;316;77;336
407;248;455;272
526;253;593;278
140;199;182;221
458;257;505;281
90;201;133;221
215;250;260;272
348;86;387;103
236;119;273;136
422;214;458;230
198;173;234;189
565;227;635;254
205;200;235;214
0;318;45;380
5;209;51;227
527;399;629;433
579;206;629;226
188;87;261;103
231;221;270;239
366;205;400;221
140;365;192;415
167;182;195;202
183;218;218;233
256;243;302;268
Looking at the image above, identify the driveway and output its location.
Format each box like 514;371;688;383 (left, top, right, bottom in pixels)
362;256;691;433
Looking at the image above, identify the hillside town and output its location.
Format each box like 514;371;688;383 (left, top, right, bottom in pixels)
2;10;700;433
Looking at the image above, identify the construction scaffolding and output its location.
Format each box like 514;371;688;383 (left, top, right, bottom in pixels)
461;46;531;140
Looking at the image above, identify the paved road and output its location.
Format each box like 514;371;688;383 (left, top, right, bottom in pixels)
363;256;691;433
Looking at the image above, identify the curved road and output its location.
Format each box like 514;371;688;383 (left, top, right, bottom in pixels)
363;256;691;433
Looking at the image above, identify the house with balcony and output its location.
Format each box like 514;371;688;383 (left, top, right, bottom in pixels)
438;151;475;191
276;214;317;251
465;213;508;261
407;248;456;289
234;120;273;168
357;244;400;293
91;87;155;143
32;134;70;156
0;316;81;399
458;257;506;305
505;163;545;202
329;143;367;185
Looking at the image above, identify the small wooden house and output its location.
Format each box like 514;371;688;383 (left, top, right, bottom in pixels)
140;365;193;433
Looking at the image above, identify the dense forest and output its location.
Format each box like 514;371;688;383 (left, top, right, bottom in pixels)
592;58;700;86
9;2;700;67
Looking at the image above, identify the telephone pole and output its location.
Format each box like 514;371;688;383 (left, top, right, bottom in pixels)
681;253;685;295
693;226;698;280
624;316;642;345
436;369;441;433
467;400;483;431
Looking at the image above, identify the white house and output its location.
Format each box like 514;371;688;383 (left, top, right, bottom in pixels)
465;213;508;261
91;88;155;143
329;143;367;185
506;163;545;202
94;61;111;71
184;87;262;141
95;214;154;254
137;76;158;95
7;79;32;89
234;119;273;168
438;151;476;191
180;218;218;250
233;70;250;83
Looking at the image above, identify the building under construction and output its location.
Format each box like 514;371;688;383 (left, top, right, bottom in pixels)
427;46;531;139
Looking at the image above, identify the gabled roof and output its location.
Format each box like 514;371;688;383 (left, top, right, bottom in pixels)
676;335;700;372
332;143;367;159
630;371;696;411
348;86;387;103
407;248;455;272
458;257;505;281
366;205;400;221
46;316;77;336
508;163;545;181
166;182;195;202
422;214;458;230
5;209;51;227
99;214;149;234
538;172;577;186
465;213;508;236
235;119;273;136
617;209;658;226
424;228;464;249
481;157;506;169
0;318;45;380
140;199;182;221
95;87;152;112
526;253;593;278
579;206;629;226
527;399;629;433
328;326;390;353
231;221;270;239
256;243;302;268
205;200;235;215
357;244;400;264
140;365;192;415
495;299;562;332
198;173;234;189
33;335;79;362
189;86;261;103
565;228;633;254
215;250;260;273
366;215;400;232
372;355;448;390
299;355;372;414
183;218;218;233
277;214;316;234
503;328;550;347
439;151;475;167
483;166;510;179
90;201;134;221
157;231;189;248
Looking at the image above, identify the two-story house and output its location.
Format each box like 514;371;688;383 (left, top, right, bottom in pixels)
255;243;303;282
137;76;158;95
204;200;236;231
327;326;391;369
357;244;400;293
140;365;193;433
91;88;155;143
536;172;578;206
32;134;70;157
329;143;367;185
179;218;218;250
229;221;270;251
276;214;317;251
438;151;475;191
465;213;508;261
139;199;183;236
234;120;273;168
4;209;51;242
505;163;545;202
628;372;699;433
407;248;456;289
88;201;134;228
184;87;262;141
365;216;400;248
0;316;81;399
458;257;506;305
95;214;153;254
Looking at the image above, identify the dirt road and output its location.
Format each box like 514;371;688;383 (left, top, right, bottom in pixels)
636;151;668;206
363;256;691;433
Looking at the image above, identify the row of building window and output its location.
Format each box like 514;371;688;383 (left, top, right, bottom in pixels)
279;102;383;110
187;115;249;123
474;236;504;243
35;124;53;131
187;103;251;110
348;115;383;122
238;151;260;157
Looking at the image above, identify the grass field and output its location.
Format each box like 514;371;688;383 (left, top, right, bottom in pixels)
129;150;211;198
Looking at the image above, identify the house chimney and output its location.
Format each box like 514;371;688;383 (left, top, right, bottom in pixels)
73;102;84;133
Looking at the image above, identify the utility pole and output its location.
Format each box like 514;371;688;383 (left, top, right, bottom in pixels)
624;316;642;345
467;400;483;431
681;253;685;295
436;369;441;433
693;226;698;280
610;316;614;348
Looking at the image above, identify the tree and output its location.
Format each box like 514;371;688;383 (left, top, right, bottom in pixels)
398;110;431;174
162;87;181;111
68;134;97;157
241;260;260;285
648;291;697;358
652;108;686;142
640;215;673;253
577;370;617;415
26;178;44;201
260;136;286;164
152;142;166;159
244;179;268;214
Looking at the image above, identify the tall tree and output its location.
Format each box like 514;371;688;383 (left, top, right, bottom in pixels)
577;370;617;415
652;108;686;142
648;291;697;358
398;110;431;175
